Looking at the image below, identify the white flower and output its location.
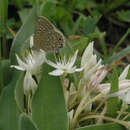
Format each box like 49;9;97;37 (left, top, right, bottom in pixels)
78;42;103;100
11;36;46;94
47;50;83;76
11;50;46;74
99;65;130;104
11;35;46;74
81;41;102;82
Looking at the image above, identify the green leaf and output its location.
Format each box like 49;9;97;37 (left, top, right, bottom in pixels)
76;123;126;130
116;10;130;22
104;0;128;13
18;113;38;130
1;60;12;86
10;5;38;64
107;67;119;117
110;28;130;56
74;0;96;11
18;9;32;23
0;73;21;130
55;6;74;35
32;63;68;130
15;72;25;112
83;16;101;37
105;46;130;66
40;1;56;20
69;36;88;52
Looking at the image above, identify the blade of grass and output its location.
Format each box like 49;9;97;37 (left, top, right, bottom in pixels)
107;67;119;117
110;28;130;56
105;46;130;66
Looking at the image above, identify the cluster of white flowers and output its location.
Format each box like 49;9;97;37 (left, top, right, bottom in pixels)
11;36;130;108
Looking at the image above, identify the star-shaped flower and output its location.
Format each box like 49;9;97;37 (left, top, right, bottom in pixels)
46;50;84;76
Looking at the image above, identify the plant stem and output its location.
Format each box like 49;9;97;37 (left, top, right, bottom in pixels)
80;114;129;129
2;34;7;58
70;90;104;130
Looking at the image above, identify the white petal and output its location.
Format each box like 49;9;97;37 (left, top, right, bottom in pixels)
75;67;84;72
33;50;46;66
68;50;78;68
48;69;64;76
67;67;77;73
121;91;130;104
30;36;34;48
84;55;97;72
11;65;25;71
84;59;102;81
68;109;74;121
46;60;59;69
16;55;28;69
119;65;130;80
81;41;94;66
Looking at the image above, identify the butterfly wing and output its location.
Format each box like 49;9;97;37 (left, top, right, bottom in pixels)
34;16;64;52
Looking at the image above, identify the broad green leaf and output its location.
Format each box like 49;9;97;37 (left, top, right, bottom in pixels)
18;9;32;23
107;67;119;117
15;72;24;112
18;113;38;130
32;63;68;130
0;72;21;130
105;46;130;66
76;123;126;130
10;6;38;64
1;59;12;86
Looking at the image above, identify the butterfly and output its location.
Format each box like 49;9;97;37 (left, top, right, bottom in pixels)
33;16;65;52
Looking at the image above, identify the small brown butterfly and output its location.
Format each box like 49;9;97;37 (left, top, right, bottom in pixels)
33;16;65;52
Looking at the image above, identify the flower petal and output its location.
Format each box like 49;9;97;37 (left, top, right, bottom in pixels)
16;54;28;69
30;36;34;48
32;50;46;66
75;67;84;72
48;69;64;76
11;65;25;71
119;65;130;80
67;50;78;68
81;41;94;66
46;59;59;69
